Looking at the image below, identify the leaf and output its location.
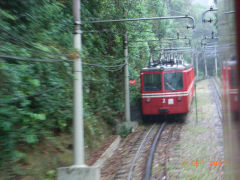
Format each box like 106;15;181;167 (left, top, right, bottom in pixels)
0;9;16;21
14;151;26;159
28;79;41;87
25;134;38;144
1;121;12;131
47;169;56;177
27;112;46;121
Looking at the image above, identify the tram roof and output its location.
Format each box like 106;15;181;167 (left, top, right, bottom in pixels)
141;63;193;72
223;60;237;66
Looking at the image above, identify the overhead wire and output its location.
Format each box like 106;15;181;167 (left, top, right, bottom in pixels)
0;54;70;63
83;62;126;68
0;2;134;111
0;24;70;57
0;33;126;69
0;35;67;58
0;1;194;73
0;85;63;104
0;54;126;71
169;9;187;16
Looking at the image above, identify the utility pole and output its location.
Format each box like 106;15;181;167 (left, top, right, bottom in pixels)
191;51;194;65
196;52;199;79
124;31;131;122
215;46;218;77
204;51;208;78
73;0;84;166
58;0;99;179
123;8;131;122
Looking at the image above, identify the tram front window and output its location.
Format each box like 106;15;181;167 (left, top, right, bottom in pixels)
164;72;183;91
144;74;162;91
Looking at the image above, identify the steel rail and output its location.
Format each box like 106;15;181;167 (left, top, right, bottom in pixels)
211;77;221;99
145;122;167;180
127;125;156;180
211;78;222;119
82;15;195;29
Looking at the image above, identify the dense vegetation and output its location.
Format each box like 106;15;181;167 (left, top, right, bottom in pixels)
0;0;208;178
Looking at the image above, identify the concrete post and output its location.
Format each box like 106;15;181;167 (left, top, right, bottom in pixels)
72;0;84;166
215;46;218;77
57;0;100;179
191;51;194;65
204;51;208;78
119;8;138;131
123;8;130;123
124;31;131;122
196;52;199;79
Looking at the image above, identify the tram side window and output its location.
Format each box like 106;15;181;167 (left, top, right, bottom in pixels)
231;69;238;87
164;72;183;91
144;74;162;91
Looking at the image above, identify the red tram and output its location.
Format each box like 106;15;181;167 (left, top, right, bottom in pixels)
216;0;240;178
222;59;238;112
140;60;194;117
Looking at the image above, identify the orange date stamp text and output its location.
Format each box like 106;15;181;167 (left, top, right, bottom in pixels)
182;160;226;167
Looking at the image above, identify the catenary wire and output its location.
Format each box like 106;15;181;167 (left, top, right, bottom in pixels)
0;85;63;104
0;54;126;71
0;24;70;57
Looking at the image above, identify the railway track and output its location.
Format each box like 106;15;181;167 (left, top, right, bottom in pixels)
114;122;177;180
145;122;167;180
146;123;176;180
101;121;179;180
127;125;155;180
113;124;159;180
210;77;222;119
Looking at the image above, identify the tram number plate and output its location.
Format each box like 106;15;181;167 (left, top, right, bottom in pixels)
168;99;174;105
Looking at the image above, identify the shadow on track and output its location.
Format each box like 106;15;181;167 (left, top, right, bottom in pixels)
142;114;186;125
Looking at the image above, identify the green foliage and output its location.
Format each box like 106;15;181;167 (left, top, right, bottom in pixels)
45;169;56;180
117;124;131;138
0;0;199;178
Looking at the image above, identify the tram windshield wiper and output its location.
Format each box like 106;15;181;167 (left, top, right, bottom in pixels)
165;82;176;91
164;72;183;91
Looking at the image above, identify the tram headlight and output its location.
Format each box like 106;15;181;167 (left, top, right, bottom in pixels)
146;98;151;102
177;96;182;102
